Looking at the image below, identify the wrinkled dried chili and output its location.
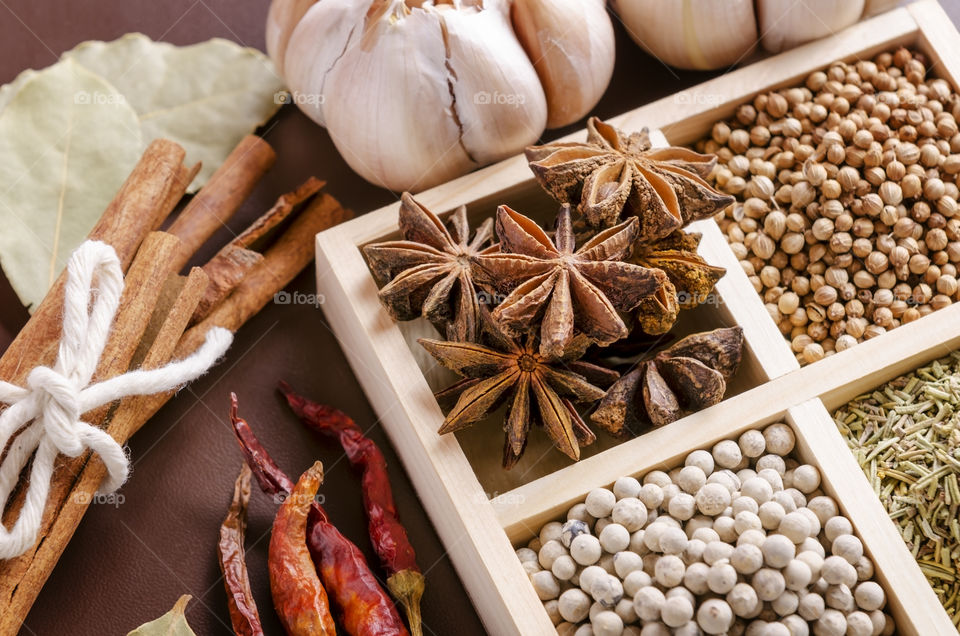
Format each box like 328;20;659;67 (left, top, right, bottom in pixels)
278;381;425;636
270;461;336;636
229;394;409;636
218;464;264;636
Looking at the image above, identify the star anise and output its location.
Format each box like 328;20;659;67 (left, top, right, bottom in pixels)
631;231;726;335
471;204;670;359
363;193;496;342
420;312;618;468
525;117;735;239
591;326;744;436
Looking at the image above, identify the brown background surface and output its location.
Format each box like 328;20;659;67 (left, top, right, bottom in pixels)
0;1;958;634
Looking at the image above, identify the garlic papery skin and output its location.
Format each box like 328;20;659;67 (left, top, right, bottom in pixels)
282;0;374;126
611;0;757;71
511;0;615;129
758;0;865;53
321;0;547;192
265;0;318;77
322;2;475;192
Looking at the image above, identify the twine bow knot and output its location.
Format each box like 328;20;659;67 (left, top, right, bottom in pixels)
0;240;232;559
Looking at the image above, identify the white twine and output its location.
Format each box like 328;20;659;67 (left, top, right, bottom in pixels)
0;240;233;559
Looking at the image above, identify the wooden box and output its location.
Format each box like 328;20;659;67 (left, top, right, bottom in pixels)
315;2;960;633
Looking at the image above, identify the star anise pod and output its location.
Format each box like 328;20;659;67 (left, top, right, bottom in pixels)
631;231;726;335
591;326;744;436
472;204;670;359
525;117;735;239
419;312;618;469
363;193;496;342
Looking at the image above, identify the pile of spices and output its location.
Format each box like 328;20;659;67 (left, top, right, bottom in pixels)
364;125;744;468
521;423;894;635
696;48;960;365
832;352;960;626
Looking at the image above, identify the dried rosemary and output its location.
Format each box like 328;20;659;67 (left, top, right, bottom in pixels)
832;352;960;626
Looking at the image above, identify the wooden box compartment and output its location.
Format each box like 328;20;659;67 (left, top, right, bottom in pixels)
314;2;960;633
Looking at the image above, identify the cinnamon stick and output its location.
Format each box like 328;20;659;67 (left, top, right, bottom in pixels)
191;177;326;323
167;135;276;272
0;232;183;618
177;192;353;355
0;267;210;633
0;139;190;385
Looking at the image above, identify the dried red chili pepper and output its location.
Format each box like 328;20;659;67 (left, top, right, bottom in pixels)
229;394;409;636
278;381;425;636
218;464;264;636
270;460;337;636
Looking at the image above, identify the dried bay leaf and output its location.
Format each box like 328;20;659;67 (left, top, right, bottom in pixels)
127;595;198;636
0;58;142;311
64;33;285;191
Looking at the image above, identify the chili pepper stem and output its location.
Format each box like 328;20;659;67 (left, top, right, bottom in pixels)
387;569;425;636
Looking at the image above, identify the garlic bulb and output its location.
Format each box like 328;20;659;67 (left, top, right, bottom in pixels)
511;0;615;128
265;0;316;77
317;0;546;192
758;0;866;53
611;0;757;71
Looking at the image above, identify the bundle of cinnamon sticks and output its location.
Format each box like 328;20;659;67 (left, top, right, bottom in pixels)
0;135;351;631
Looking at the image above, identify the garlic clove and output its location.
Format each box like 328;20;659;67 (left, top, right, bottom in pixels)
511;0;615;129
322;1;475;192
265;0;318;77
611;0;757;71
758;0;865;53
438;0;547;164
282;0;375;126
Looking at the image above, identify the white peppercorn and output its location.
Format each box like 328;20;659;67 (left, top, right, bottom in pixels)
743;477;774;504
713;440;744;468
697;483;732;516
758;502;786;530
612;551;643;579
614;598;637;625
586;489;617;519
753;568;786;602
654;555;686;587
772;590;799;616
553;555;578;581
733;496;760;516
762;534;796;568
853;581;885;611
731;543;764;575
661;596;695;628
622;569;652;597
727;582;761;618
814;608;846;636
807;496;839;525
697;598;735;634
633;586;665;621
591;574;624;608
668;493;697;520
738;529;767;548
844;611;873;636
791;465;821;493
825;584;854;612
541;521;564;545
594;518;613;540
764;424;796;455
781;614;809;636
568;503;594;525
685;449;715;475
592;610;624;636
613;476;641;500
516;547;538;563
822;556;856;586
600;524;631;554
532;570;560;600
779;511;813;543
714;516;738;543
559;589;592;623
708;562;739;594
692;527;721;545
677;466;707;494
682;538;706;565
739;430;767;458
682;561;711;595
703;540;735;565
545;599;562;625
831;534;863;565
571;534;603;566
